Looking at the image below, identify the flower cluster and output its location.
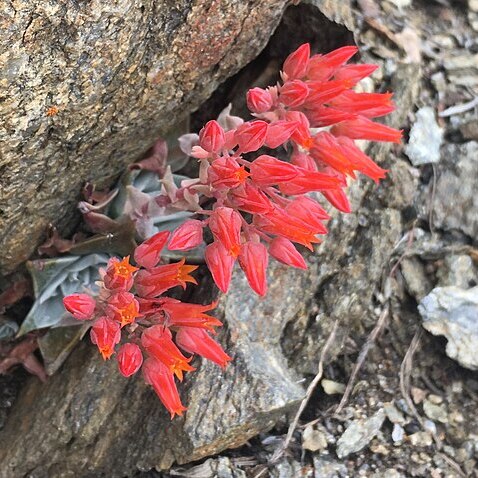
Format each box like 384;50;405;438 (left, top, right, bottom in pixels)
163;44;401;296
63;231;230;418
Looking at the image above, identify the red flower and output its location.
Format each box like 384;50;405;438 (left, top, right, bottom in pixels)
238;241;268;296
63;294;96;320
117;343;143;377
176;327;231;368
230;181;273;215
279;79;309;107
106;291;140;327
168;220;204;251
269;237;307;270
306;45;358;81
134;259;198;297
247;87;273;114
282;43;310;80
330;116;402;143
204;241;236;293
134;230;170;269
207;156;250;190
143;358;187;419
142;325;195;380
234;120;268;153
249;155;298;186
90;317;121;360
264;120;298;149
103;256;138;291
208;207;242;257
199;120;225;153
159;299;222;331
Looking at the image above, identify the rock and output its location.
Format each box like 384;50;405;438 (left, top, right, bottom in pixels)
460;120;478;141
336;409;386;458
387;0;412;8
372;470;405;478
170;456;247;478
0;261;312;477
321;379;346;395
384;402;407;425
405;107;443;166
469;0;478;12
271;458;306;478
409;431;433;447
303;425;329;452
443;53;478;87
400;257;433;301
392;424;405;443
429;142;478;238
419;286;478;370
437;255;478;289
0;0;290;273
423;400;448;424
313;455;348;478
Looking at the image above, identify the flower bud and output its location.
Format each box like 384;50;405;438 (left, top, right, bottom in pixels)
250;155;298;186
63;293;96;320
176;327;231;368
90;317;121;360
264;120;298;149
234;120;268;153
238;241;268;296
246;87;273;113
134;231;170;269
117;343;143;377
283;43;310;80
204;241;236;293
269;237;307;270
169;220;204;251
279;80;309;107
199;120;225;153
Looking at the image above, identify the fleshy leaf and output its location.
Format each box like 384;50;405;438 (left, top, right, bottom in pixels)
18;254;110;336
38;323;90;375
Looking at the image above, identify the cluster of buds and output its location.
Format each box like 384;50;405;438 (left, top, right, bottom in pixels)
165;43;401;296
63;231;231;418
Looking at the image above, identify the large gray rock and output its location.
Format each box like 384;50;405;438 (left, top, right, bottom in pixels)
0;0;289;273
419;286;478;370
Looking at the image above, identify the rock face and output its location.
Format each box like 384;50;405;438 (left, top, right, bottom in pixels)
419;286;478;370
0;0;289;273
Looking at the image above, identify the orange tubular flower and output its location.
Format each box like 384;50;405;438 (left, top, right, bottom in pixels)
134;259;198;298
90;317;121;360
160;299;222;331
208;207;242;258
106;291;140;327
103;256;138;291
143;358;187;419
207;156;250;190
176;327;231;369
142;325;195;381
204;241;236;294
330;116;403;143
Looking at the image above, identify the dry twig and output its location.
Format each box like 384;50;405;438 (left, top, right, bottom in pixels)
334;304;389;415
